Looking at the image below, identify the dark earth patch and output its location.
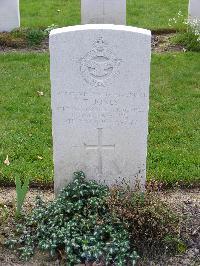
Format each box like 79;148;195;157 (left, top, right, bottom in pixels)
0;33;184;54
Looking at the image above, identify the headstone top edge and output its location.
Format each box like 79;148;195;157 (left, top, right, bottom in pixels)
50;24;151;37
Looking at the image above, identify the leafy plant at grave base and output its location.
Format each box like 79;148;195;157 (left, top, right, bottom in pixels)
7;171;138;266
25;28;46;46
168;11;200;52
107;188;182;258
15;176;30;218
25;24;59;46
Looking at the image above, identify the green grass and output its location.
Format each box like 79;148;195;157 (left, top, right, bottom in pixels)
20;0;80;29
0;53;52;184
127;0;188;30
172;31;200;52
0;52;199;186
20;0;188;30
149;53;200;186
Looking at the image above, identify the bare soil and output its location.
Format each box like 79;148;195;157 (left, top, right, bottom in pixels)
0;33;184;54
152;33;184;53
0;188;199;266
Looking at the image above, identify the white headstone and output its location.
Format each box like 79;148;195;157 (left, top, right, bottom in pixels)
189;0;200;22
81;0;126;25
0;0;20;32
50;25;151;193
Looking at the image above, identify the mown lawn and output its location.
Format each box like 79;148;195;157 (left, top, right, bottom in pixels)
20;0;188;30
0;52;199;186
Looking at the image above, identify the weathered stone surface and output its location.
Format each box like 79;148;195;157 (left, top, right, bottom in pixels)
81;0;126;25
50;25;151;194
0;0;20;32
189;0;200;22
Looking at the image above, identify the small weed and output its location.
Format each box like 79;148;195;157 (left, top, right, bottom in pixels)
15;176;30;217
44;24;59;35
0;204;9;223
163;235;187;254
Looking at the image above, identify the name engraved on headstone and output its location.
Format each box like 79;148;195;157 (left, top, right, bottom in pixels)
55;91;147;127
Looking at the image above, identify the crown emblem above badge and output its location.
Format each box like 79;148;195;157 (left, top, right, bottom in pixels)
80;37;121;87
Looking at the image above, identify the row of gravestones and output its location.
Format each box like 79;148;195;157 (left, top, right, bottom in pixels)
0;0;199;194
0;0;200;32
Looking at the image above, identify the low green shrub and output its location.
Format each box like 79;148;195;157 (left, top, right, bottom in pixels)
25;29;46;46
7;172;182;265
7;171;138;266
25;24;58;46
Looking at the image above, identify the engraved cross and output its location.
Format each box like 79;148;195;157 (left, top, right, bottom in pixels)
84;128;115;175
